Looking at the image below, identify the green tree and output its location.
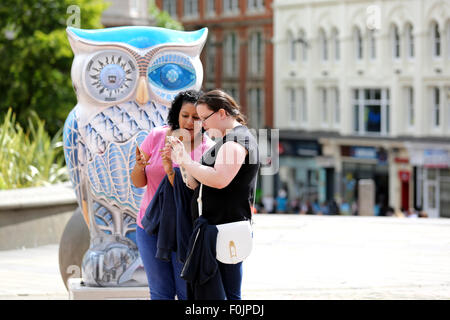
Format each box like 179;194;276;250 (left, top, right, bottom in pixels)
148;0;184;31
0;0;108;136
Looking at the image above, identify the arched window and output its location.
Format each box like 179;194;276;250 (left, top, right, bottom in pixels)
287;31;296;62
354;26;363;60
298;29;308;62
391;24;401;59
446;21;450;59
368;29;376;60
318;28;328;61
331;28;340;61
431;20;441;58
405;23;414;59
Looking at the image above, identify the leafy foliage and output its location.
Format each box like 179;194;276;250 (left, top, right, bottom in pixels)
0;0;107;137
0;108;68;189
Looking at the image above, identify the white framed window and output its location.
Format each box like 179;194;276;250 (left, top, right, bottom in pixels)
162;0;177;17
353;88;390;135
223;0;239;15
404;86;414;128
206;0;216;16
287;31;296;63
248;87;265;129
432;86;441;128
405;23;415;59
368;29;376;60
354;27;363;61
391;24;401;60
318;29;328;62
319;87;328;125
288;88;297;124
331;87;340;127
431;21;441;58
248;31;264;76
129;0;140;18
247;0;265;12
298;30;308;62
298;87;307;124
332;28;340;62
447;87;450;129
446;21;450;60
224;32;239;77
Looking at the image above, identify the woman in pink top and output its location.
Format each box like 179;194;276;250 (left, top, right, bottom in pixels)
131;90;214;300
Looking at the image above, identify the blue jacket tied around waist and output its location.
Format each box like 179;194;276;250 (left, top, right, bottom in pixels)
141;168;194;264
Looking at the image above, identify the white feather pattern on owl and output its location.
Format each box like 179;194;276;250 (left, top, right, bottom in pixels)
63;26;207;287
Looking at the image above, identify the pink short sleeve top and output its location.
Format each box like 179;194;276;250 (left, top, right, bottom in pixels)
136;125;215;228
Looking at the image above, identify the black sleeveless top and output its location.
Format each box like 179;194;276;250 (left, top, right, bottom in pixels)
191;125;260;225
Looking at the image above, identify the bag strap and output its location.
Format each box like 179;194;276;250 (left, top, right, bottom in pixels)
197;183;203;217
197;175;258;221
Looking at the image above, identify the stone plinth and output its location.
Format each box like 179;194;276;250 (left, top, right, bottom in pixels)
68;278;149;300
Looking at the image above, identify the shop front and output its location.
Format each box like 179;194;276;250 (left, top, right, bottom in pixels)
410;146;450;218
276;138;321;210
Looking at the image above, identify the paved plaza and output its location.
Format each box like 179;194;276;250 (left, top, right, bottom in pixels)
0;214;449;300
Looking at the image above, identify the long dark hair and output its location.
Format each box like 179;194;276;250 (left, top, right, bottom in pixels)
196;89;247;125
167;89;203;130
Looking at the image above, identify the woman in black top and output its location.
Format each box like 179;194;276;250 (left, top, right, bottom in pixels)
166;89;259;300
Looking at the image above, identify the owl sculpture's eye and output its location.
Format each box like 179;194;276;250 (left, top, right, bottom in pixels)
84;50;138;103
147;52;196;101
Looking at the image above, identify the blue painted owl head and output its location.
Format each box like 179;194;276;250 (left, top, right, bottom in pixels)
67;26;208;126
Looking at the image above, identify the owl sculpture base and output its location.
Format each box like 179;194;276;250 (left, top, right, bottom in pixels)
61;26;207;287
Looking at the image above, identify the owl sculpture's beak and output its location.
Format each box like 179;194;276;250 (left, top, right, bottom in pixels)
136;76;149;105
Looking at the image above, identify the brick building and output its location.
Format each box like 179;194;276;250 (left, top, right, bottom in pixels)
155;0;274;130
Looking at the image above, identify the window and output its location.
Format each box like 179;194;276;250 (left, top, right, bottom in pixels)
299;30;308;62
129;0;140;18
332;28;340;61
354;27;363;60
431;21;441;58
223;0;239;14
288;88;297;123
298;87;307;124
247;0;264;12
162;0;177;17
353;89;390;135
447;22;450;59
404;86;414;128
332;87;340;126
249;31;264;76
406;23;415;59
319;87;328;125
368;29;376;60
432;87;440;128
319;29;328;62
224;32;239;77
288;31;296;62
206;36;216;77
184;0;198;17
391;24;401;59
248;88;264;129
224;87;239;103
206;0;216;16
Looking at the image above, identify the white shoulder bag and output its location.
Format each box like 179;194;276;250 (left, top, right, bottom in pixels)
197;183;254;264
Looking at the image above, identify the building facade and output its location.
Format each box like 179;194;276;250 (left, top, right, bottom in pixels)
155;0;274;130
102;0;155;27
274;0;450;217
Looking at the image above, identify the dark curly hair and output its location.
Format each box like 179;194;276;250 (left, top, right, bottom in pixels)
167;89;203;130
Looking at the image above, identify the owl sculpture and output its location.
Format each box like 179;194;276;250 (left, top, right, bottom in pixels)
63;26;207;287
